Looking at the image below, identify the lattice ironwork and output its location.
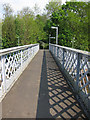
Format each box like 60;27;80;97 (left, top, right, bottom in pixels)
49;43;90;111
58;47;63;65
79;55;90;95
0;57;2;86
0;57;2;97
64;51;77;81
5;51;21;80
0;44;39;100
22;48;28;63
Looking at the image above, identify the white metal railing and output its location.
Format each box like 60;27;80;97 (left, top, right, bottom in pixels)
0;44;39;101
49;43;90;112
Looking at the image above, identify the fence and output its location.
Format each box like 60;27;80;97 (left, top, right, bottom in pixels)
0;44;39;101
49;43;90;113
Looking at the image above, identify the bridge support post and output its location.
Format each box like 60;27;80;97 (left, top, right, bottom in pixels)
28;47;30;61
53;46;54;54
76;53;81;92
63;48;65;69
1;55;6;93
57;47;59;58
55;47;57;56
21;50;23;65
49;43;50;51
54;46;55;55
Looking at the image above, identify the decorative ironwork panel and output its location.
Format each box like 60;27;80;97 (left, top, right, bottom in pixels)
0;44;39;100
0;57;2;97
22;48;28;63
79;55;90;95
64;50;77;81
58;47;63;64
5;51;21;80
49;43;90;112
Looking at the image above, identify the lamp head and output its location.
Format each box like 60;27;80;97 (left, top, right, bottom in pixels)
51;26;56;29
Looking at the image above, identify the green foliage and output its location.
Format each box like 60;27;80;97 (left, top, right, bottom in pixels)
0;21;2;49
45;0;62;18
1;1;89;51
2;16;16;48
2;4;16;48
2;4;47;48
45;1;89;51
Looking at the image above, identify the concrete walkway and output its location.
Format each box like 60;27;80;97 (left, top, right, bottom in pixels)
2;50;86;119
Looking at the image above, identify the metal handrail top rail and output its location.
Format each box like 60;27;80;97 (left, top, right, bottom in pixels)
49;43;90;56
0;44;39;56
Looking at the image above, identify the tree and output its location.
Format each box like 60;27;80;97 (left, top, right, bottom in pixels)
45;1;89;51
0;20;2;49
15;7;47;46
2;4;16;48
1;1;89;51
33;4;41;16
45;0;62;18
35;14;47;42
65;2;88;50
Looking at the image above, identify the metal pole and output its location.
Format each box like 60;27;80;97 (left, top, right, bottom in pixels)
49;34;51;44
72;37;75;48
51;26;58;45
18;37;19;46
56;27;58;45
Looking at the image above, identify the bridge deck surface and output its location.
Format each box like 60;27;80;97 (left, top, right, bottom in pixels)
2;50;86;119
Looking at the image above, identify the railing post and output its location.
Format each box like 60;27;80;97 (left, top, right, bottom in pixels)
55;46;56;55
50;44;51;51
51;45;52;53
51;46;53;53
55;46;57;56
76;53;81;92
32;47;34;56
33;47;34;56
53;46;54;54
1;55;6;93
49;43;50;51
50;45;51;52
57;47;59;58
21;50;23;69
63;48;65;69
54;46;55;55
28;47;30;60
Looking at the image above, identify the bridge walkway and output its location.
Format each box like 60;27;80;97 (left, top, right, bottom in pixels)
2;50;86;119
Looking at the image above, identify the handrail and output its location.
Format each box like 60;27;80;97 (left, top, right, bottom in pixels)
0;44;38;56
0;44;39;101
49;43;90;114
50;43;90;56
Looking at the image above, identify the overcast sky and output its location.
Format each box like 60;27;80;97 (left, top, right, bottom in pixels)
0;0;88;19
0;0;67;19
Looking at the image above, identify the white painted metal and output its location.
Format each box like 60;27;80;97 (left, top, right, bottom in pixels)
0;44;39;101
49;43;90;111
51;26;58;45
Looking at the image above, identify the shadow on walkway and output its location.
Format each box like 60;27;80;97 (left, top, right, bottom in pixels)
36;50;86;119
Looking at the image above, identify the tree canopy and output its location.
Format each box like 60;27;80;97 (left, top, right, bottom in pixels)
45;1;89;51
0;0;89;51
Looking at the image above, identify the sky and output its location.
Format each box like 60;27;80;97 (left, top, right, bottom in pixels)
0;0;66;19
0;0;89;19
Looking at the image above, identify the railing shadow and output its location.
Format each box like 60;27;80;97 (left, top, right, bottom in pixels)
36;50;86;119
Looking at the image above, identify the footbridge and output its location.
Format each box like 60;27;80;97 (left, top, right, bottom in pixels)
0;43;90;119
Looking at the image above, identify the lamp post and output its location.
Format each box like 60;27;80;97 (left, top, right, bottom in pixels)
17;36;19;46
51;26;58;45
71;37;75;48
49;34;51;44
49;34;56;44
